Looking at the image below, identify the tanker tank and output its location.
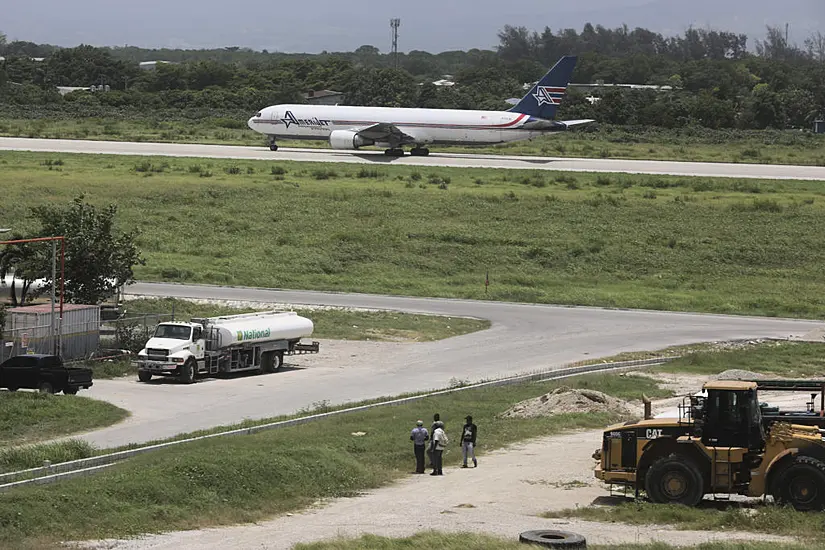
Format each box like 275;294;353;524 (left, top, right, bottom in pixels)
206;311;314;347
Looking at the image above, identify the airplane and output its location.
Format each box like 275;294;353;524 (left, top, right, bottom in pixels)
246;55;594;157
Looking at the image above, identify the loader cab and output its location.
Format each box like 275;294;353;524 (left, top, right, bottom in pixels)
700;381;765;451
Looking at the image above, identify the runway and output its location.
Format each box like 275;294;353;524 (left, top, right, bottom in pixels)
2;137;825;180
74;282;824;448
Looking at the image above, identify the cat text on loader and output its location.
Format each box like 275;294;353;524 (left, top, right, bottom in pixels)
593;380;825;510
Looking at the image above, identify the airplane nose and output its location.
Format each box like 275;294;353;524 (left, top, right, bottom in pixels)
247;117;257;131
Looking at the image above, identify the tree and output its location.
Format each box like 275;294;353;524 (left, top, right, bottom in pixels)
29;195;145;304
805;32;825;62
756;26;804;61
0;236;50;306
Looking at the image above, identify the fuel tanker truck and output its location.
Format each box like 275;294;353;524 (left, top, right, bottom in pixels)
135;310;319;383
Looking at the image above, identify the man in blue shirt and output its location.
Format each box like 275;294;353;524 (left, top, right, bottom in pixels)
410;420;429;474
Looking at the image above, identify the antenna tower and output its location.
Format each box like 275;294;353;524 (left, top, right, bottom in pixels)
390;18;400;69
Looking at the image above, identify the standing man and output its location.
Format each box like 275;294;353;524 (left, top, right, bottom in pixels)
461;415;478;468
431;420;448;476
427;413;440;469
410;420;429;474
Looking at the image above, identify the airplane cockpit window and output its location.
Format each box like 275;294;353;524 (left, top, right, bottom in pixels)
255;112;262;118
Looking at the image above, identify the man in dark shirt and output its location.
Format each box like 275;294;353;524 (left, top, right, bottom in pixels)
461;415;478;468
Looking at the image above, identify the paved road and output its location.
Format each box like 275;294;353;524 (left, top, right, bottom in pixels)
2;137;825;180
75;281;823;449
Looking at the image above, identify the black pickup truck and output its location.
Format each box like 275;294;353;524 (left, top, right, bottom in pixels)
0;354;93;395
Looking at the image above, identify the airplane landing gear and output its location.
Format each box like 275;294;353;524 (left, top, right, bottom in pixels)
268;137;279;152
410;147;430;157
384;148;405;157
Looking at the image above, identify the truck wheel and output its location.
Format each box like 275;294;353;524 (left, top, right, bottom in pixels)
6;387;18;392
63;387;78;395
645;454;704;507
262;352;283;374
138;370;153;383
38;381;55;394
271;352;283;372
179;359;196;384
518;530;586;548
776;456;825;511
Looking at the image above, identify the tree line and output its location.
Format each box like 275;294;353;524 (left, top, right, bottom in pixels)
1;24;824;129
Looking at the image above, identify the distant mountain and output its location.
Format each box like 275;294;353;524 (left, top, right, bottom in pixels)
1;0;822;53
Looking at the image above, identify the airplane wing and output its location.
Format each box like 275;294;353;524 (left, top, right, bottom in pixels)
354;123;417;147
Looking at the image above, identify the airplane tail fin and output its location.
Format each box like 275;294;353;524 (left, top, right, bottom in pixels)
508;55;577;120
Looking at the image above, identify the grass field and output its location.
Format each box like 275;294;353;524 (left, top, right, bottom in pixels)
295;533;814;550
0;392;128;447
656;341;825;378
0;373;667;547
544;502;820;541
2;109;824;165
3;151;825;317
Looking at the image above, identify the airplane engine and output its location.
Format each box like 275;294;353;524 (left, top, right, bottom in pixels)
329;130;374;150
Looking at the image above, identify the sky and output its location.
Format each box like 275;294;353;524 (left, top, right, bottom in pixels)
3;0;823;53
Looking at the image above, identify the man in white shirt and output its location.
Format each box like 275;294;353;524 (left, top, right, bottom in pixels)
430;421;448;476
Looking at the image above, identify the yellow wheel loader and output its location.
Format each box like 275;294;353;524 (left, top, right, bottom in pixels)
594;380;825;510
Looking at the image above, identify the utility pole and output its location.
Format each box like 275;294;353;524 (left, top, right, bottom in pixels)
390;18;400;70
785;23;789;44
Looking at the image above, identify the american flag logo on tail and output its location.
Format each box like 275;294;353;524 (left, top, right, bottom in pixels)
533;86;566;106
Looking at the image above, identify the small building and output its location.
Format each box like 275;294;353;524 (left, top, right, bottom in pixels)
303;89;344;105
2;303;100;361
139;60;172;70
56;86;91;96
814;120;825;134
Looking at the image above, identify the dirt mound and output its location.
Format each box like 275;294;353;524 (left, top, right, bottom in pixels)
499;386;634;419
712;369;768;381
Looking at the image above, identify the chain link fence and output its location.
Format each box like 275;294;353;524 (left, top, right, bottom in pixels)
0;309;175;362
99;313;174;355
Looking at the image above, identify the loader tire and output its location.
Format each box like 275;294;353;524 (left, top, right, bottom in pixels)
775;455;825;511
645;454;704;507
518;529;586;548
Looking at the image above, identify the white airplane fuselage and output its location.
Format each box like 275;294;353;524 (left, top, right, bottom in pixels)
247;104;549;148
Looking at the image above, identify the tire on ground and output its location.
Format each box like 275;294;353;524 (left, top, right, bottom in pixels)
38;381;55;394
138;370;152;383
518;529;586;548
63;387;78;395
644;453;704;507
775;455;825;511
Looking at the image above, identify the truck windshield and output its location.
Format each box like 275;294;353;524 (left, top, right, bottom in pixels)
153;325;192;340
